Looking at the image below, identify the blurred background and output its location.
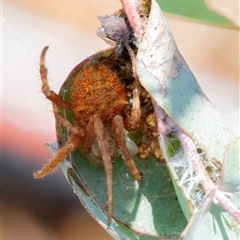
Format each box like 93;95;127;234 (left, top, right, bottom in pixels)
2;0;239;239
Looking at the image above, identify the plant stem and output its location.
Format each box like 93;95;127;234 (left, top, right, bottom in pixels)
153;102;240;224
175;121;240;224
120;0;144;41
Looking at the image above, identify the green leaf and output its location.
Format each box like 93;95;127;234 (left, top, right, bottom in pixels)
156;0;238;28
165;133;181;157
136;0;239;238
54;47;187;238
180;192;240;240
68;152;187;238
127;131;142;145
137;0;235;164
44;1;239;238
53;142;187;239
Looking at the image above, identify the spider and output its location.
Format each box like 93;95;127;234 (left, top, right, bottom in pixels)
33;46;143;224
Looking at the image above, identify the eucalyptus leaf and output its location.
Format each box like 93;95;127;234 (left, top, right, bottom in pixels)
136;0;239;238
41;0;239;239
57;142;187;239
180;191;240;240
220;138;240;192
55;46;187;238
136;0;235;163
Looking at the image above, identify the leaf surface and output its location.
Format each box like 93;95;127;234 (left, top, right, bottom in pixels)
136;0;239;238
56;48;187;238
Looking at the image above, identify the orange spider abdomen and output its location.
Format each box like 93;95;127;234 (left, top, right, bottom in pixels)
71;62;128;123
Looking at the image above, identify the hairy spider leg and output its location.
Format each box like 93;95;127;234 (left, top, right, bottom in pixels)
34;47;85;179
33;134;80;178
124;42;141;128
40;46;72;110
80;117;97;152
52;102;83;135
112;115;142;181
92;115;113;225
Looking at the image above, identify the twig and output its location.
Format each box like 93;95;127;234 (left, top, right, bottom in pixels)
171;114;240;223
153;101;240;223
120;0;144;41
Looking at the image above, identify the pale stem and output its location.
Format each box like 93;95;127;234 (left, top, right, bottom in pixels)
174;120;240;224
120;0;144;41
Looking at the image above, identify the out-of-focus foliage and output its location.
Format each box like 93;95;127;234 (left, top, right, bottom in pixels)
156;0;238;28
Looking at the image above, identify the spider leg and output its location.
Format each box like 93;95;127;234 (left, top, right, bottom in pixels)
124;42;141;128
92;115;113;225
131;85;141;127
40;46;72;110
112;115;142;181
80;117;96;152
52;102;84;136
33;134;80;179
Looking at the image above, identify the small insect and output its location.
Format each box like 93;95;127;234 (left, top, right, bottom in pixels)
33;46;144;224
